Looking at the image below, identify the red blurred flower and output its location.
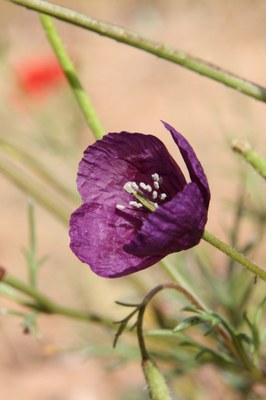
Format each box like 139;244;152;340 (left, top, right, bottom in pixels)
14;55;65;98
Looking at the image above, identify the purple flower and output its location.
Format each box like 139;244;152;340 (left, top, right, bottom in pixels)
69;121;210;278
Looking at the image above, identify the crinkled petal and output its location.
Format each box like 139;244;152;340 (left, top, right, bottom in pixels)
125;182;207;257
162;121;210;206
77;132;186;209
69;203;164;278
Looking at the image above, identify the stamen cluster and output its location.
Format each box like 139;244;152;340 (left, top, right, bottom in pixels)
116;173;167;212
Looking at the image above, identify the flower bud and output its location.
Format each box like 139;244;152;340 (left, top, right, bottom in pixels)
142;358;172;400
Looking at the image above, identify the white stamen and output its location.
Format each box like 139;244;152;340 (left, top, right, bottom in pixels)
140;182;147;190
123;182;135;194
139;182;152;192
131;182;139;190
154;181;159;190
116;204;125;210
152;173;159;182
129;201;143;208
146;184;152;192
160;193;167;200
120;178;161;212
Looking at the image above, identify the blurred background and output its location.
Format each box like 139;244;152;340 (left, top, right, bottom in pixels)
0;0;266;399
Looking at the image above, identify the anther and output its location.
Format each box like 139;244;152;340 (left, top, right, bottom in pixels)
160;193;167;200
154;181;159;190
123;182;136;194
116;204;125;210
131;182;139;190
146;185;152;192
140;182;147;190
151;173;159;182
122;178;161;213
152;191;158;199
129;201;143;208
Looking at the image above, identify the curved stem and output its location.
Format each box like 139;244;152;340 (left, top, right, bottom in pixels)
135;283;204;360
8;0;266;102
137;304;149;361
137;283;206;358
136;283;193;400
203;230;266;281
39;14;105;139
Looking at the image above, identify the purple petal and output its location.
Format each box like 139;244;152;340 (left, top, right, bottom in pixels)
124;183;207;257
69;203;163;278
162;121;210;207
77;132;186;209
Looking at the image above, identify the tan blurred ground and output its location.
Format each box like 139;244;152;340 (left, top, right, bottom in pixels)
0;0;266;399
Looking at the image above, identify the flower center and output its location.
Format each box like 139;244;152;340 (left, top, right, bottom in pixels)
116;173;167;212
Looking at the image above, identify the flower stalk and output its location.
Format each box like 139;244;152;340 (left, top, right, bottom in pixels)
232;139;266;180
203;230;266;281
8;0;266;102
39;14;105;139
116;284;186;400
139;293;172;400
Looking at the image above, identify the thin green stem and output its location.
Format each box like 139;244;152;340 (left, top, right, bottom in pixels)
0;153;70;225
8;0;266;102
203;230;266;281
1;272;113;328
29;199;36;259
0;283;31;307
160;258;207;310
137;284;183;399
28;198;37;287
232;140;266;180
39;13;105;139
0;137;79;203
139;300;172;400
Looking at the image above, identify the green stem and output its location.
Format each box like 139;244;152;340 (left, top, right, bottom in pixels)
0;153;70;225
1;272;113;328
0;137;79;203
137;285;178;399
28;198;37;287
8;0;266;102
39;13;105;139
232;139;266;180
203;230;266;281
160;258;207;310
